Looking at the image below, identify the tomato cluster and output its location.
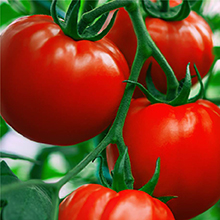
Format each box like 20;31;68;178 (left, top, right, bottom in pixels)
0;0;219;220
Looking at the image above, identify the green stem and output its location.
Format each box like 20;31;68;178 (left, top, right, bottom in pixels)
50;187;60;220
151;44;179;100
56;135;112;188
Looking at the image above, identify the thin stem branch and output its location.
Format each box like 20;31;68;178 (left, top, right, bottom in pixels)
55;135;112;188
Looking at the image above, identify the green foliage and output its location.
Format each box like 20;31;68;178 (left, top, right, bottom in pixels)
0;117;9;138
0;3;22;27
0;161;53;220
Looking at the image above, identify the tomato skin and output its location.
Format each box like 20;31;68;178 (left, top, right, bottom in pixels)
107;98;220;220
106;1;214;96
59;184;175;220
0;15;129;146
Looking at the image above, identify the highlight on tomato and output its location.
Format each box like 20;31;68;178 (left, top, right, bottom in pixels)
58;184;175;220
0;15;129;146
107;98;220;220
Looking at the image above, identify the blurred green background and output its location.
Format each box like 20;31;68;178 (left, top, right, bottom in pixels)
0;0;220;219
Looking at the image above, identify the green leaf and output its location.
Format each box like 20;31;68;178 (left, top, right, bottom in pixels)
213;47;220;60
207;15;220;32
0;2;22;27
8;0;29;15
0;117;9;138
190;0;203;14
205;69;220;105
0;161;53;220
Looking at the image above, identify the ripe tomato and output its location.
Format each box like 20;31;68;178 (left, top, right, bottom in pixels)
59;184;175;220
106;0;214;96
107;98;220;220
0;15;129;146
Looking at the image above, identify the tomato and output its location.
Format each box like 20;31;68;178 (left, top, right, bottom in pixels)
107;98;220;220
0;15;129;146
59;184;175;220
106;0;214;96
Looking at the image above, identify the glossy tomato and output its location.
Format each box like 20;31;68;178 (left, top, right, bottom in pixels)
106;0;214;96
59;184;175;220
107;98;220;220
0;15;129;146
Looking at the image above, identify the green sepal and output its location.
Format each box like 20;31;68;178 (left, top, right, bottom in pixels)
51;0;81;40
97;156;112;188
139;158;160;196
80;10;118;41
79;12;110;36
187;64;204;103
111;148;132;192
124;63;197;106
64;0;81;39
51;0;118;41
157;195;178;204
142;0;191;21
168;63;192;106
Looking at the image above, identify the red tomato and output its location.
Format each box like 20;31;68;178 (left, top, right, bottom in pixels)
0;15;129;146
107;98;220;220
59;184;175;220
106;0;214;96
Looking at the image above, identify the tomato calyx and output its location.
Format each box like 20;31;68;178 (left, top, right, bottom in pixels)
99;148;175;203
51;0;118;41
142;0;192;21
125;63;204;106
99;148;132;192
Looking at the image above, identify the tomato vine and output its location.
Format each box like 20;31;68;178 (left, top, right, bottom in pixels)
0;0;219;219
